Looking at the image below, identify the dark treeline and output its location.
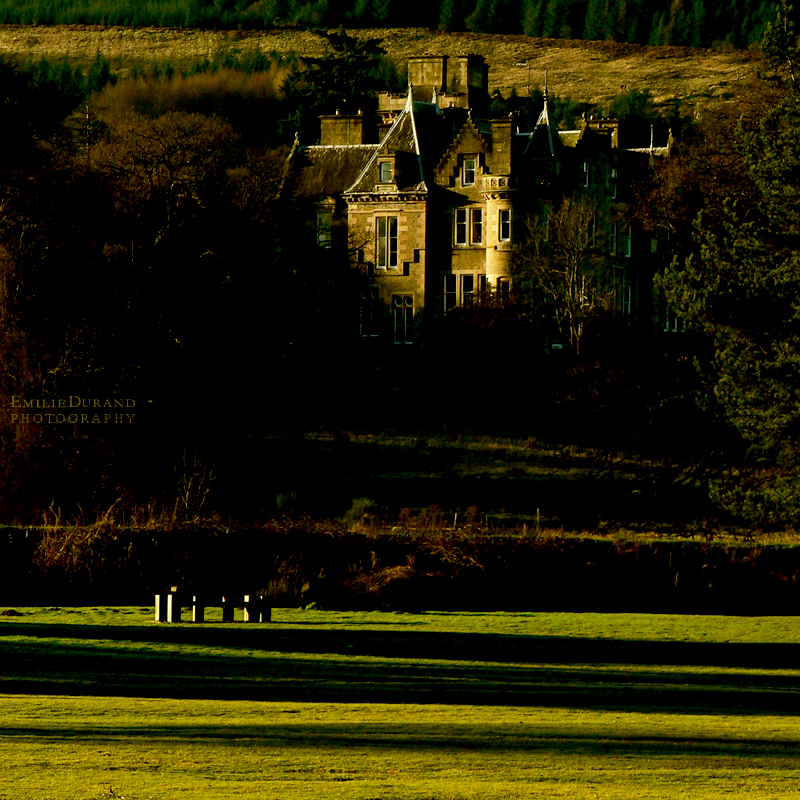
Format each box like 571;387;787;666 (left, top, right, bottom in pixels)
0;0;781;49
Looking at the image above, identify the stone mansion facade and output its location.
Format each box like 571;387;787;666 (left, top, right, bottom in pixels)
282;54;670;346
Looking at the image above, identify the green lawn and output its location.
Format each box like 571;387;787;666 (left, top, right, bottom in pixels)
1;608;799;799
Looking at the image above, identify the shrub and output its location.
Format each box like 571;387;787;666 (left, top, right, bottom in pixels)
343;497;379;531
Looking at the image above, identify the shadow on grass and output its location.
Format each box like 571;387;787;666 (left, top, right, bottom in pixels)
1;620;799;714
1;721;798;760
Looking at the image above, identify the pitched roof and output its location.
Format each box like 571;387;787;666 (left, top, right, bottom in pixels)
291;144;379;199
346;89;429;196
524;91;559;158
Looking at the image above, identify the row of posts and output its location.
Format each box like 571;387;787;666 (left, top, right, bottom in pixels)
155;588;271;623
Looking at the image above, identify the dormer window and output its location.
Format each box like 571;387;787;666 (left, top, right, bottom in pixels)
462;157;477;186
379;160;394;183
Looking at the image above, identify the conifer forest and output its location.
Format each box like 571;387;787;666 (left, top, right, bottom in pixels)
0;0;782;50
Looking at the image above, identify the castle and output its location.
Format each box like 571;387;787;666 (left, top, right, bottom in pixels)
282;54;670;347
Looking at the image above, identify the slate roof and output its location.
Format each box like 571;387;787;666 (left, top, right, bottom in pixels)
346;90;429;196
524;92;559;158
292;144;378;199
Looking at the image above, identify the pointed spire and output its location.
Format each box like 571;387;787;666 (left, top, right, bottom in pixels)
405;82;414;111
526;81;557;158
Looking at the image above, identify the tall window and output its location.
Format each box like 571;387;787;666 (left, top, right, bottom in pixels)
393;294;414;344
360;287;380;337
444;274;458;310
620;226;632;258
462;274;475;304
664;306;684;333
586;211;598;248
611;223;631;257
499;208;511;242
454;208;484;246
470;208;483;244
376;216;398;269
316;209;332;248
462;157;477;186
379;160;393;183
443;274;486;310
582;160;591;188
621;284;633;316
454;208;468;245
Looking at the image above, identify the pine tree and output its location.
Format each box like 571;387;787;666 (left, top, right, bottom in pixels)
261;0;289;23
690;0;707;47
604;0;620;40
667;0;692;46
465;0;492;31
542;0;563;37
373;0;392;23
350;0;372;24
521;0;544;36
439;0;457;28
86;54;117;94
648;11;667;45
661;1;800;525
584;0;607;39
725;0;744;47
617;0;629;40
488;0;519;31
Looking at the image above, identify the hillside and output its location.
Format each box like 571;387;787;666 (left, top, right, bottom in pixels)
0;24;760;114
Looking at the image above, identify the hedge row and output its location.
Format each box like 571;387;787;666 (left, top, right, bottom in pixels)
1;523;797;615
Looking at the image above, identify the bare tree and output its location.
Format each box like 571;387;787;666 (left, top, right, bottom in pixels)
514;195;611;355
92;111;239;246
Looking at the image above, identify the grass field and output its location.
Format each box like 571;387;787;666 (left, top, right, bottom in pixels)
1;607;799;799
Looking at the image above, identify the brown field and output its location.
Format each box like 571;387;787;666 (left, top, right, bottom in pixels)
0;24;760;113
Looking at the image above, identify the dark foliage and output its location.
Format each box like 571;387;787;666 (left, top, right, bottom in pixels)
0;0;781;48
2;522;797;615
653;1;800;525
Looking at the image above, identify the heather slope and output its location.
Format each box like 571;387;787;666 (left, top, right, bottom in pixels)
0;25;759;112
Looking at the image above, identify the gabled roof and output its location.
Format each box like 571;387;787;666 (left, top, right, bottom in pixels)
346;88;429;196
